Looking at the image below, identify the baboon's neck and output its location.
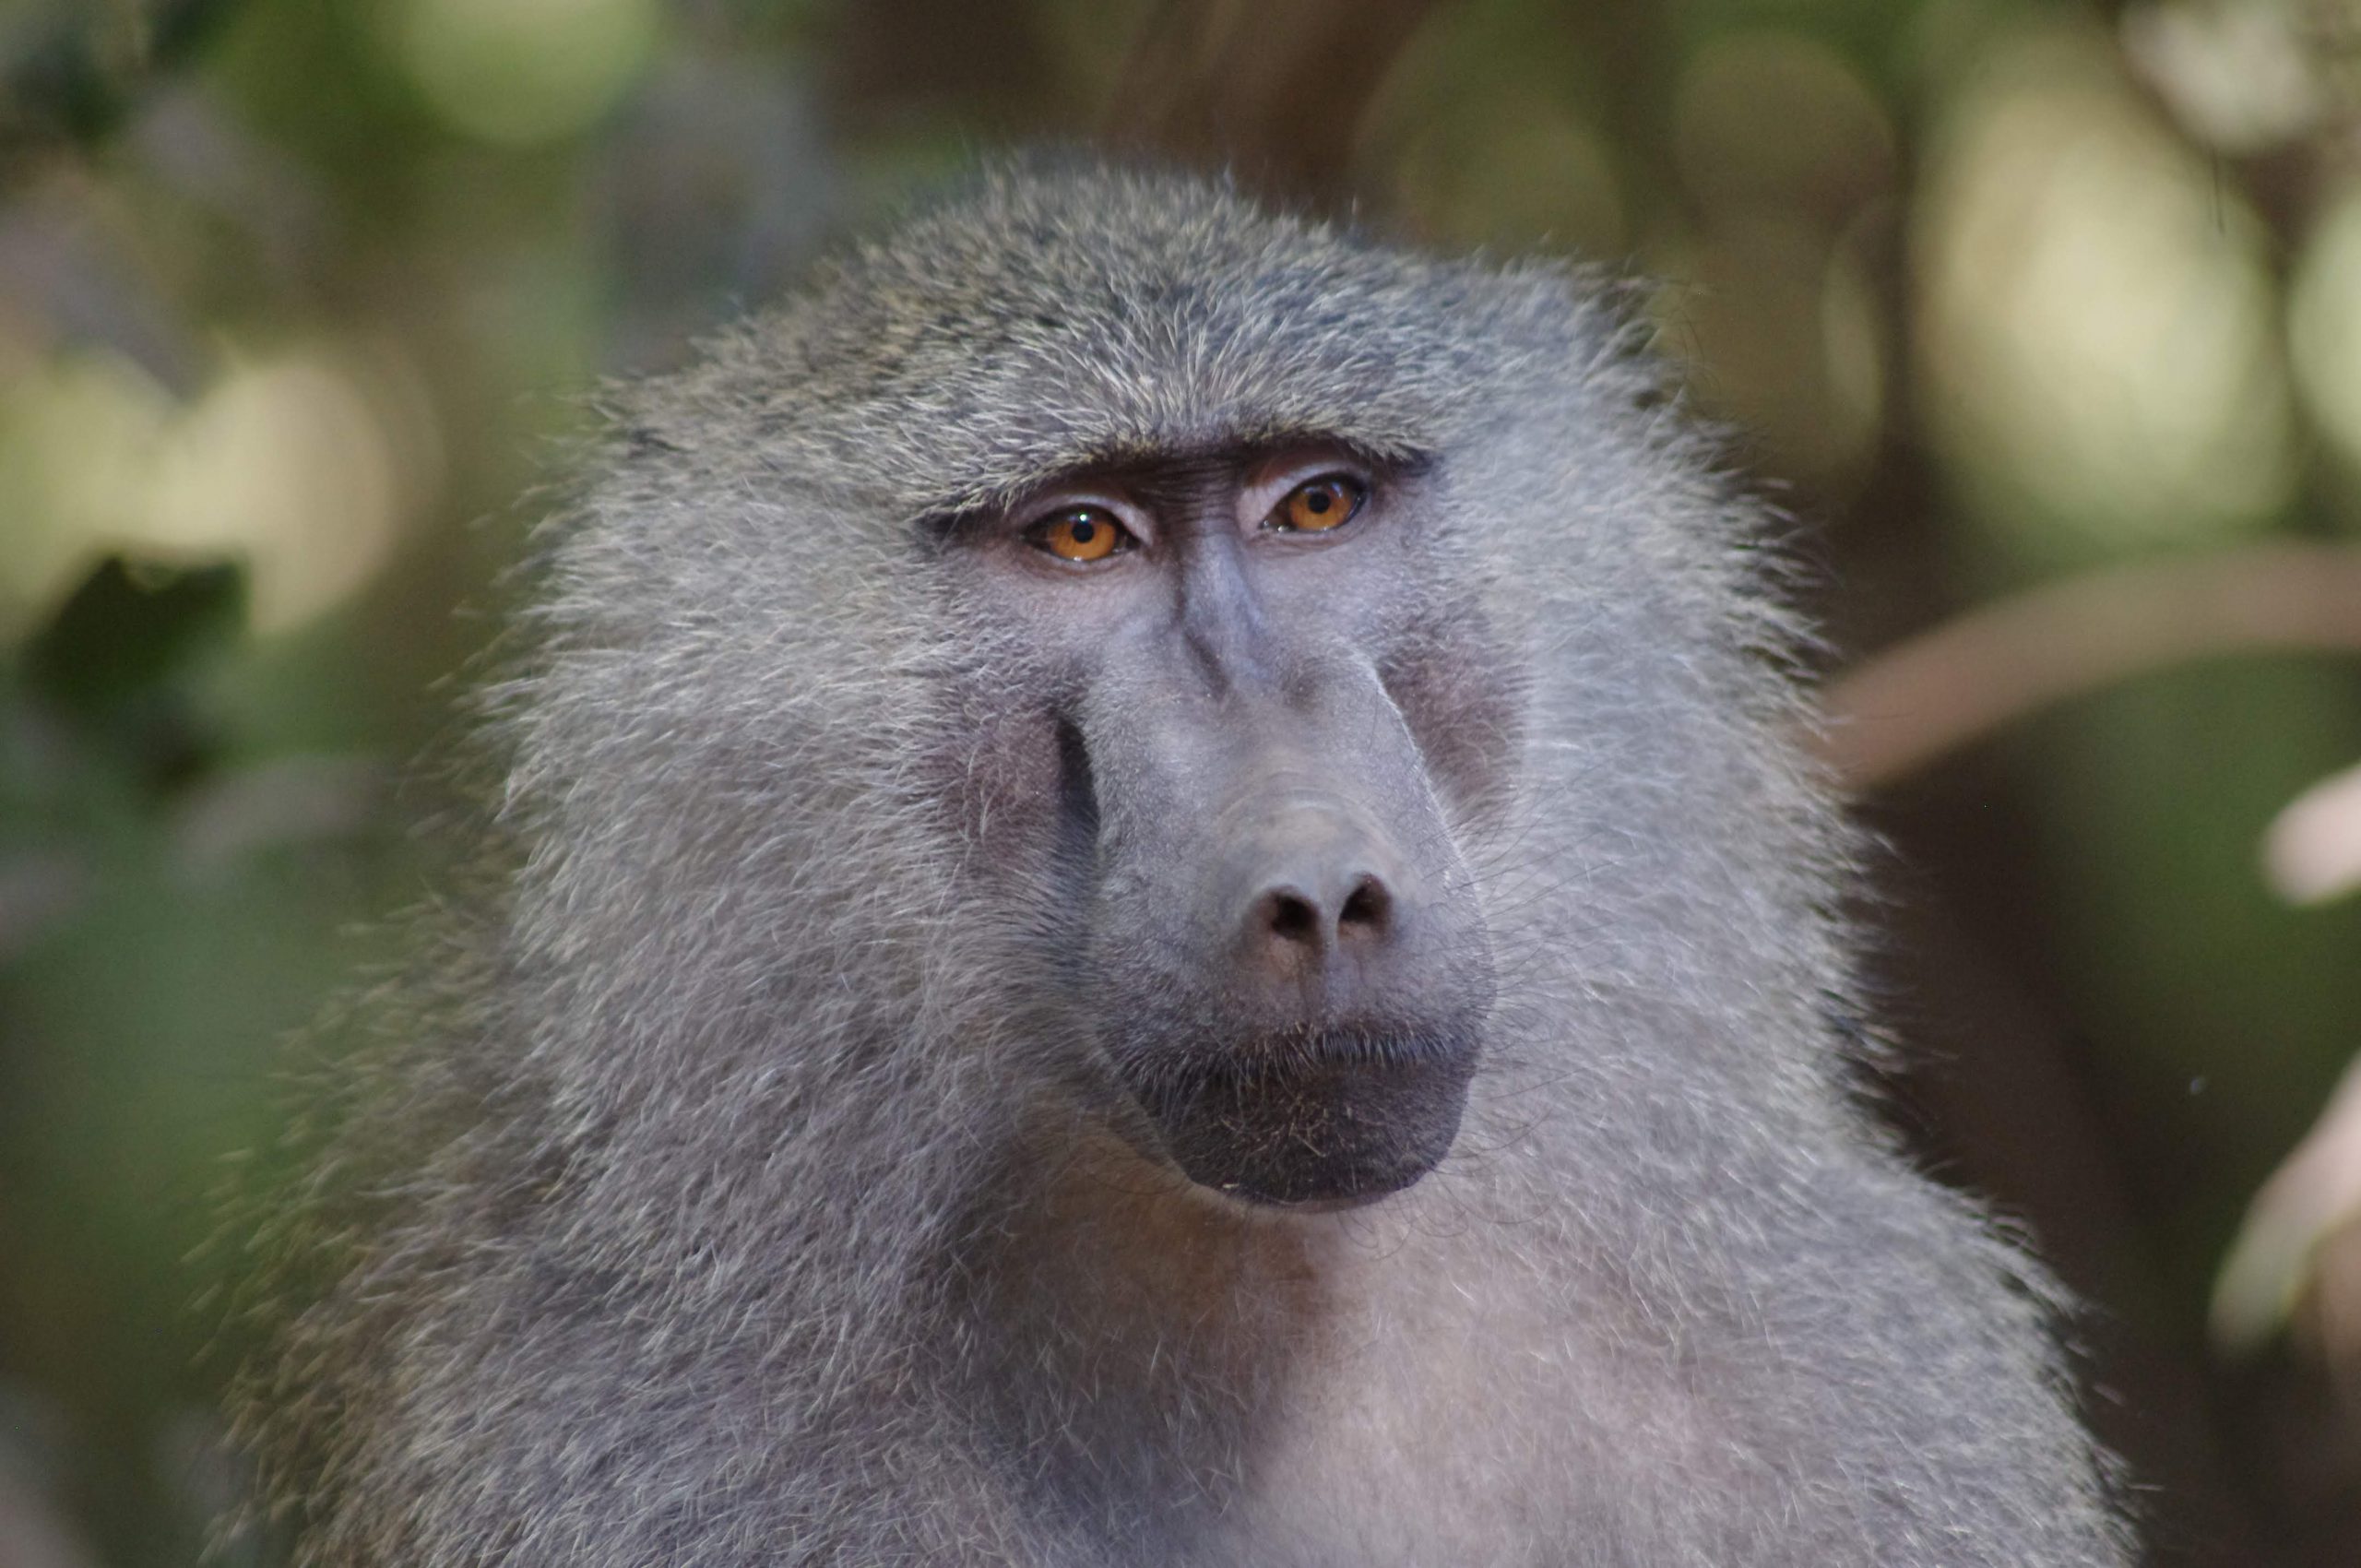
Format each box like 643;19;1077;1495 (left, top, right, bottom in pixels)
936;1127;1355;1535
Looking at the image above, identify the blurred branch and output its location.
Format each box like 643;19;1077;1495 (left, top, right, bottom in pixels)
2264;758;2361;905
2215;1053;2361;1356
1820;544;2361;790
172;756;386;875
1104;0;1446;211
0;0;241;186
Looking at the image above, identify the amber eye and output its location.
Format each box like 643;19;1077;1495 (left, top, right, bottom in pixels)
1272;475;1366;533
1026;506;1132;563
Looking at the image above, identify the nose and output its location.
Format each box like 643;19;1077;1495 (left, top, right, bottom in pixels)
1251;870;1393;956
1228;800;1410;980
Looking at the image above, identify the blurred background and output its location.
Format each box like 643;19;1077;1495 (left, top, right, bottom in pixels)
4;0;2361;1562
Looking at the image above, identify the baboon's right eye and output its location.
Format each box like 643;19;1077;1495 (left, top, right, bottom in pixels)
1025;506;1135;564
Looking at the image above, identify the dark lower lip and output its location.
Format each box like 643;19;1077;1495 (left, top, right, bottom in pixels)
1122;1030;1480;1206
1209;1188;1397;1216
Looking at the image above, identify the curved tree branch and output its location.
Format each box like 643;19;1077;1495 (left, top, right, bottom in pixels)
1819;544;2361;790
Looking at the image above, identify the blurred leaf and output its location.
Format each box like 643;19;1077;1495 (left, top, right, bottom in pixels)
22;554;244;719
18;554;245;795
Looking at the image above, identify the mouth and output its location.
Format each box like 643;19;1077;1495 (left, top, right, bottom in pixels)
1121;1028;1480;1207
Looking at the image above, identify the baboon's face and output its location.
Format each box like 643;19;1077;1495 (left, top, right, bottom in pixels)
950;443;1505;1208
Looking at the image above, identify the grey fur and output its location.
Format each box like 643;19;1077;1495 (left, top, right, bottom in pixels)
233;163;2131;1565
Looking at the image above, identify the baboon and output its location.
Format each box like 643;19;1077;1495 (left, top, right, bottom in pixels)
235;164;2131;1565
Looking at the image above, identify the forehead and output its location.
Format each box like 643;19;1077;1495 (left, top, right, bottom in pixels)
703;168;1593;517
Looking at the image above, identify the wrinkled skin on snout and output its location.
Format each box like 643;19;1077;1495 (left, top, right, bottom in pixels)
947;445;1506;1207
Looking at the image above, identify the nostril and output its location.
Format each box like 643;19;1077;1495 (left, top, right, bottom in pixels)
1264;889;1322;947
1338;874;1392;938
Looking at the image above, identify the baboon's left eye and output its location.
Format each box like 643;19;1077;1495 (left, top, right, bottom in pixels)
1269;475;1366;533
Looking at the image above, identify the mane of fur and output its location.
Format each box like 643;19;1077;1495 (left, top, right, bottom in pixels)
231;164;2130;1566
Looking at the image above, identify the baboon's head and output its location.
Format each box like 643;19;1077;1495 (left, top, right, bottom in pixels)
578;167;1703;1211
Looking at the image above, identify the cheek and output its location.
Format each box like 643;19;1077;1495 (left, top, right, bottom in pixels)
1381;603;1525;831
942;697;1056;855
926;667;1097;902
917;575;1092;892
